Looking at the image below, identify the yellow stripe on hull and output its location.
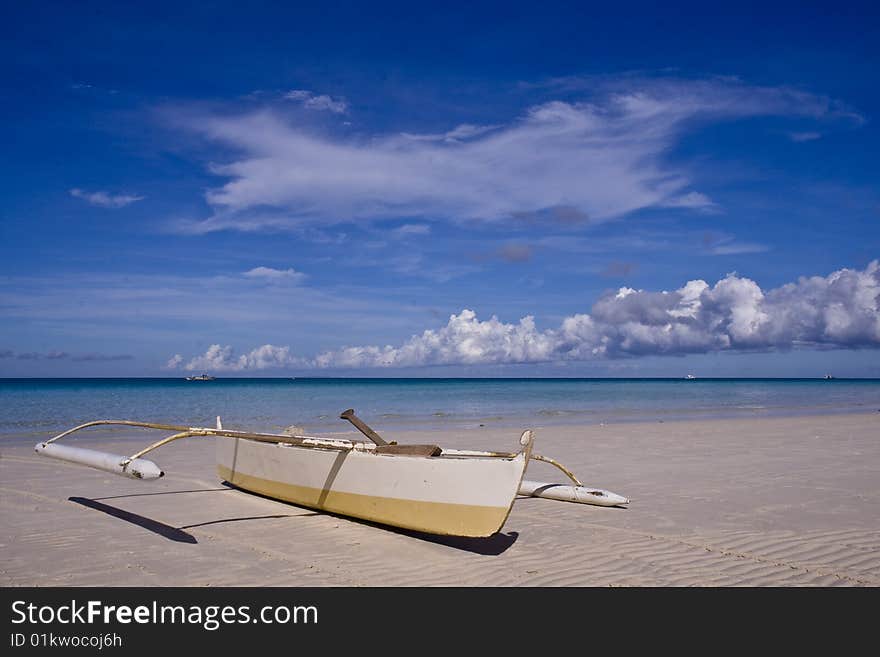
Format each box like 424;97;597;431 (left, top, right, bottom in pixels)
217;464;512;537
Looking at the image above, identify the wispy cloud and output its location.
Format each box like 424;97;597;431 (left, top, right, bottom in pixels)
167;261;880;369
242;266;306;283
709;242;771;255
0;271;424;356
787;131;822;142
702;232;770;256
283;89;348;114
2;350;133;361
174;76;863;234
660;191;719;212
70;188;144;208
400;123;499;142
512;205;591;226
391;224;431;238
71;353;134;362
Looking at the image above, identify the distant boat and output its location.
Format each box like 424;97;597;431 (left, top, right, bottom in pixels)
823;374;835;380
185;373;215;381
684;374;697;380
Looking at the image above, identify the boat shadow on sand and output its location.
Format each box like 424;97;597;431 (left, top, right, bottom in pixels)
68;493;312;545
68;486;519;555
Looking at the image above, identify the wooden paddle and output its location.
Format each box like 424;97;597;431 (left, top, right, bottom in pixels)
339;409;442;456
339;408;389;445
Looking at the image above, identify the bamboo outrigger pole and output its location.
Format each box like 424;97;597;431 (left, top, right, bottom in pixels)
34;419;358;481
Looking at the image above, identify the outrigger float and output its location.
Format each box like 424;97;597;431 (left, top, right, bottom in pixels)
35;409;629;538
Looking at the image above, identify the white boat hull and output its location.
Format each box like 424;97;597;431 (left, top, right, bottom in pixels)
216;432;533;537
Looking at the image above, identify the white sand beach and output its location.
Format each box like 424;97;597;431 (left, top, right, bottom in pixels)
2;412;878;586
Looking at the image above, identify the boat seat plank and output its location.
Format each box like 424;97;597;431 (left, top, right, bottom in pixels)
374;444;442;457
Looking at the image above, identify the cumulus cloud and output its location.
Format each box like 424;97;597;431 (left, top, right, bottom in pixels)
165;262;880;369
170;344;300;372
243;266;306;283
70;188;144;208
313;310;557;368
283;89;348;114
178;77;860;233
313;261;880;366
0;349;14;358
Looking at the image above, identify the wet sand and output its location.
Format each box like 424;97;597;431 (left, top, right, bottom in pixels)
2;412;878;586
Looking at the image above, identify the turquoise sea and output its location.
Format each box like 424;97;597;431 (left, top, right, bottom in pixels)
1;378;878;438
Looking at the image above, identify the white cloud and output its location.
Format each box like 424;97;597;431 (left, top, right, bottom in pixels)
283;89;348;114
314;310;557;368
702;232;770;256
313;261;880;366
400;123;500;142
163;262;880;370
283;90;311;101
243;266;306;283
163;254;880;371
391;224;431;237
170;344;299;372
661;191;718;211
304;95;348;114
709;242;770;255
179;77;858;233
70;188;144;208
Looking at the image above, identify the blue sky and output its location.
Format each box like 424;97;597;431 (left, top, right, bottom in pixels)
1;1;879;376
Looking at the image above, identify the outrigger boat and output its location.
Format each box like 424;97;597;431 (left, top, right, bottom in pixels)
34;409;629;538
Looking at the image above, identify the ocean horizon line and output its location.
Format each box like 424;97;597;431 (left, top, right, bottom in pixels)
2;376;879;381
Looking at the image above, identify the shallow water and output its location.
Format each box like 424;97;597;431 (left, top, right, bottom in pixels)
1;377;878;437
